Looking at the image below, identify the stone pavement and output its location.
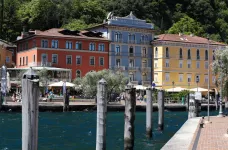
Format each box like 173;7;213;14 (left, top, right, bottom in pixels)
194;116;228;150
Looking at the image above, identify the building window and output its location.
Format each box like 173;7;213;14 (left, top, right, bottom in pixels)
188;49;191;59
179;60;183;68
129;46;134;56
26;56;28;65
33;55;35;62
179;74;183;82
196;49;200;60
165;73;170;82
196;61;200;69
204;75;208;83
205;50;208;60
66;55;72;64
52;54;58;64
51;40;58;48
165;47;169;58
115;32;122;42
98;44;105;51
41;54;47;63
129;73;134;81
90;56;95;65
76;56;81;65
213;50;215;60
76;42;82;50
116;45;120;55
154;60;158;68
116;59;120;66
205;61;208;69
179;48;183;59
66;41;73;49
142;47;147;57
20;57;21;66
33;40;36;48
187;74;191;82
154;73;158;82
41;39;48;48
130;34;135;43
212;76;216;83
145;35;148;41
165;59;169;67
129;59;134;67
128;33;131;42
142;60;147;67
99;57;104;66
155;47;158;58
76;70;81;78
141;35;145;43
89;43;95;51
187;60;191;68
6;57;10;63
23;57;24;65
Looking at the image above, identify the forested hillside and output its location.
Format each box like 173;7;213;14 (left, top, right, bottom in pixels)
1;0;228;43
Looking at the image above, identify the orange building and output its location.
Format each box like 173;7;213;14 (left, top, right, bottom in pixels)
15;28;110;79
0;39;16;68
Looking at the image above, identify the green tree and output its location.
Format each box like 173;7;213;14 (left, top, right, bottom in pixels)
62;19;97;31
74;69;128;101
168;16;205;36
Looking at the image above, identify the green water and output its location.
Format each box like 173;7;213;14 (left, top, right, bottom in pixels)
0;111;218;150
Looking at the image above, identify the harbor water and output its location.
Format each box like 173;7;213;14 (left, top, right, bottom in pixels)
0;110;218;150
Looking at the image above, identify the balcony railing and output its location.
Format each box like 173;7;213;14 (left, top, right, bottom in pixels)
115;52;121;56
129;53;134;57
142;81;151;85
140;41;150;45
141;67;151;72
127;66;139;71
29;62;52;67
128;40;136;44
113;66;125;71
114;38;123;43
142;53;148;57
130;81;138;85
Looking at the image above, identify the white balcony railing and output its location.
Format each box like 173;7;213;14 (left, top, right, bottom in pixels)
29;62;52;67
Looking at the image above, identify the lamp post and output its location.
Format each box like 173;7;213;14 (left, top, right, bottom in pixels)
172;81;175;92
188;82;190;89
196;77;199;92
207;35;210;122
218;59;224;117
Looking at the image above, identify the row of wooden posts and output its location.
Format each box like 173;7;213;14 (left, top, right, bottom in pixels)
20;68;200;150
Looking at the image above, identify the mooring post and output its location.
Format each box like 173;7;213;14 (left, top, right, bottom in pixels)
146;87;153;138
63;89;69;112
22;67;39;150
124;83;136;150
186;93;189;111
158;90;164;131
96;78;107;150
188;93;198;118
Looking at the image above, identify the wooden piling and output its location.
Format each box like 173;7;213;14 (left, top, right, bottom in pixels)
63;90;69;112
22;68;39;150
186;93;189;111
146;87;153;138
124;86;136;150
96;78;107;150
158;90;164;131
188;93;200;118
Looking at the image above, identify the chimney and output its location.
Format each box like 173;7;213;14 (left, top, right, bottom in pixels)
21;26;29;39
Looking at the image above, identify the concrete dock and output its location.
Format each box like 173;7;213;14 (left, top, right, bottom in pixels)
162;116;228;150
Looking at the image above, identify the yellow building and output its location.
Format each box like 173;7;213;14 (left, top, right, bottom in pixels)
152;34;226;91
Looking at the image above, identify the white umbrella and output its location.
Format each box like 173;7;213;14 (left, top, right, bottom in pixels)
48;81;75;87
166;87;187;92
190;87;212;92
134;85;148;90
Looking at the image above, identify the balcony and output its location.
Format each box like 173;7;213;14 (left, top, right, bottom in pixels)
115;52;121;56
140;41;150;45
130;81;139;85
142;80;151;85
142;53;148;57
112;66;125;71
128;40;135;44
129;53;134;57
141;67;151;72
29;62;52;67
127;66;139;71
114;38;123;43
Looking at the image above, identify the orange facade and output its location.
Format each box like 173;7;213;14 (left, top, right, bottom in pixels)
16;35;109;79
0;45;13;67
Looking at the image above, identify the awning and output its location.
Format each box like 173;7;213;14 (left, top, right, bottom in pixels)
166;87;187;92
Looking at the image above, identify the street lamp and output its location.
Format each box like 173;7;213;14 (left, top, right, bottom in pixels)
188;82;190;89
207;35;210;122
172;81;175;92
196;76;199;92
218;59;224;117
1;65;7;104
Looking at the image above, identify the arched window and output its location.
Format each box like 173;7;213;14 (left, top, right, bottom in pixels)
155;47;158;58
128;33;131;41
141;35;144;42
132;34;135;41
145;35;148;41
197;49;200;60
129;46;134;56
213;50;215;60
165;47;169;58
205;50;208;60
179;48;182;59
188;49;191;59
115;45;120;55
115;32;118;41
76;70;81;78
119;32;122;41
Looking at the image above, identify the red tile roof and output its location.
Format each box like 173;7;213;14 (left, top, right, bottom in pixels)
154;34;226;46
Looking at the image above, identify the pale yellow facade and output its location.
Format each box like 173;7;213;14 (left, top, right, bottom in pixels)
153;40;226;91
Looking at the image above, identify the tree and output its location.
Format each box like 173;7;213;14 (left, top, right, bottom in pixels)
62;19;97;31
211;47;228;97
168;15;205;36
73;69;128;101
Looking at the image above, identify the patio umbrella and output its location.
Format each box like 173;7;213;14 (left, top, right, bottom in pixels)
189;87;212;92
48;81;75;87
166;87;187;92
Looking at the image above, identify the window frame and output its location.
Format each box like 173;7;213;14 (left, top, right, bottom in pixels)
52;54;58;64
90;56;95;66
76;70;81;78
99;57;104;66
76;55;81;65
66;55;72;64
